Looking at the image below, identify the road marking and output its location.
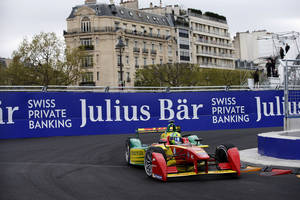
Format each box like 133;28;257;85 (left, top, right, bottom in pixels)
241;166;262;173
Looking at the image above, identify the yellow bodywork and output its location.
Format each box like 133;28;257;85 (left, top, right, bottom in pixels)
167;170;237;178
130;148;145;165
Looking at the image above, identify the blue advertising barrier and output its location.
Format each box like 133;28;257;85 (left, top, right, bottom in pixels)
0;90;290;139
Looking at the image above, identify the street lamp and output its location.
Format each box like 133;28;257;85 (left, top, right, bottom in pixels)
115;37;125;89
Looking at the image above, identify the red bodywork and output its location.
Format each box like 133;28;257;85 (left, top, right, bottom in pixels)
151;145;241;181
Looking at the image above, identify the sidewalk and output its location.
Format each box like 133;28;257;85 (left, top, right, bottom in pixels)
240;148;300;169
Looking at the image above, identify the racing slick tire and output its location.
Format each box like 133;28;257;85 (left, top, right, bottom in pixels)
215;144;235;163
125;138;131;165
144;147;167;177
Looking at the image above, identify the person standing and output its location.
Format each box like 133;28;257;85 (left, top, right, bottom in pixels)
253;68;259;88
285;43;290;54
280;47;285;59
271;58;276;77
265;59;272;77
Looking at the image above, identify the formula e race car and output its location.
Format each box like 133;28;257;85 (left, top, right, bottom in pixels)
125;121;241;181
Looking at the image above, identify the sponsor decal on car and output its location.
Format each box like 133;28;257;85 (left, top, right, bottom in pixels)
153;174;163;180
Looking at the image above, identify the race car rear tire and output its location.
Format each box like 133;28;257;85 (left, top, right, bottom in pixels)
144;147;166;177
215;144;235;163
125;139;131;165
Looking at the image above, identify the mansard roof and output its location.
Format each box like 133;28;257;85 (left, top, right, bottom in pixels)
67;3;174;27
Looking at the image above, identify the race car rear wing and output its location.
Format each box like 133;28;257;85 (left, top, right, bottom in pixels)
135;121;181;138
136;126;181;134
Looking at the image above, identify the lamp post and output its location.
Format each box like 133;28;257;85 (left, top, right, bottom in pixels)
115;37;125;89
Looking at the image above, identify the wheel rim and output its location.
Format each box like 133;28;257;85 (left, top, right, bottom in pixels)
144;151;152;176
125;145;129;163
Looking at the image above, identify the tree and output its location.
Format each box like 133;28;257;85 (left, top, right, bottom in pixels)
135;63;253;87
4;32;83;86
135;63;201;87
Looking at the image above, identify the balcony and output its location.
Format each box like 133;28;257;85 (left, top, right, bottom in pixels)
133;47;140;53
193;28;230;38
151;50;157;55
64;27;175;41
196;50;235;59
142;49;149;54
79;45;94;51
196;39;233;48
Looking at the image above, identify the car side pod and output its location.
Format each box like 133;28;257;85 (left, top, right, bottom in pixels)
227;147;241;176
152;152;167;181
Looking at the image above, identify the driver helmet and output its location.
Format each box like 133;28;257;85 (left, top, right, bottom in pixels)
169;132;182;145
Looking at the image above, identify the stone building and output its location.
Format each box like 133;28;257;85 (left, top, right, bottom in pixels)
64;0;177;86
64;0;235;86
189;9;235;69
141;5;235;69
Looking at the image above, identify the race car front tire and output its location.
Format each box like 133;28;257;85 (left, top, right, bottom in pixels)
215;144;235;163
144;147;166;177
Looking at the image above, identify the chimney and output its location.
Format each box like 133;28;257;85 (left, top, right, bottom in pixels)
85;0;97;5
120;0;139;10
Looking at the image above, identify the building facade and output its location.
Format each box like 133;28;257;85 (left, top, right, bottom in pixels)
0;57;12;68
65;0;235;86
233;30;274;69
189;9;235;69
141;5;235;69
64;0;177;86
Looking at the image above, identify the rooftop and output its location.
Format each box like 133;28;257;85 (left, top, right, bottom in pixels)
67;3;173;27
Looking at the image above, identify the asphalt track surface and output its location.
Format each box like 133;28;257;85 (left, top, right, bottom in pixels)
1;127;300;200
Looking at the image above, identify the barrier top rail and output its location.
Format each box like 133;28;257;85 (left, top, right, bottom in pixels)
0;84;290;92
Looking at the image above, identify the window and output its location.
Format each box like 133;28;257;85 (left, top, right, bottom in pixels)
125;38;129;46
81;17;91;32
151;43;155;50
80;38;92;46
160;58;163;64
134;41;138;48
143;41;147;49
118;71;124;82
132;25;136;31
115;21;120;30
149;28;153;36
168;45;172;55
179;44;189;49
126;56;129;64
126;72;131;82
81;55;93;68
144;57;147;66
82;72;93;82
166;30;170;37
159;43;162;51
135;57;139;67
97;72;100;81
157;29;160;37
152;58;155;65
179;29;189;38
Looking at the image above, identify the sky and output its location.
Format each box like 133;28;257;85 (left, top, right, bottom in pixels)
1;0;300;58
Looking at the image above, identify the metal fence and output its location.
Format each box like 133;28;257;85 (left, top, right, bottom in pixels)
0;84;289;93
281;59;300;130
